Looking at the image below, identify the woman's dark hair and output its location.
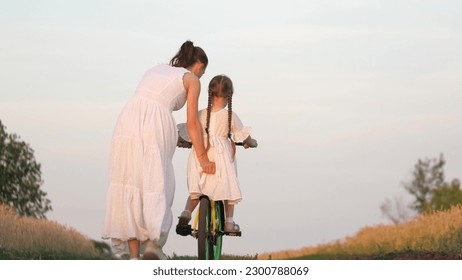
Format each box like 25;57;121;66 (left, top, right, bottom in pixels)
169;40;208;68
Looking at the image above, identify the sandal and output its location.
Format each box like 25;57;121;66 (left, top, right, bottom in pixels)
176;211;192;236
224;221;240;233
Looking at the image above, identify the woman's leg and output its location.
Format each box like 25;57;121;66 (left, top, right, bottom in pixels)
128;239;140;259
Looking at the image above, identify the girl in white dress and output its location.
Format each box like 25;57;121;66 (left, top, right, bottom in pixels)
102;41;216;260
176;75;257;234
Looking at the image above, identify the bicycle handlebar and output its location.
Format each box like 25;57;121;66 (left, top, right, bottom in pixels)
177;138;256;149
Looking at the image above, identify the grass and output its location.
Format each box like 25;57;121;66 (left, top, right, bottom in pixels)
0;203;254;260
4;202;462;260
0;204;111;260
258;205;462;260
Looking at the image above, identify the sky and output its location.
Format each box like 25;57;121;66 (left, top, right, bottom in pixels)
1;0;461;257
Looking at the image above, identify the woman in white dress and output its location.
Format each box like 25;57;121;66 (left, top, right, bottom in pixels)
102;41;216;260
176;75;257;235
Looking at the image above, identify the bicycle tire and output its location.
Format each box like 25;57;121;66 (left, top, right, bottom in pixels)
213;201;224;259
197;196;213;260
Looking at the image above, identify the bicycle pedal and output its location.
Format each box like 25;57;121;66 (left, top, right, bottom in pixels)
225;231;242;237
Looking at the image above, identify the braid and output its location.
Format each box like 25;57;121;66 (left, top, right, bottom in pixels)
228;93;236;160
205;89;213;152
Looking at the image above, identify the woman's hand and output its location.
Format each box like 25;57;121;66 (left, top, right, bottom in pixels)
200;159;216;174
198;153;216;174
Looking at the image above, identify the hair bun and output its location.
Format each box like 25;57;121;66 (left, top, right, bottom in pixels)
170;40;207;68
182;40;194;49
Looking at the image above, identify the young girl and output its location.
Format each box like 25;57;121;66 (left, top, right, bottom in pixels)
176;74;257;234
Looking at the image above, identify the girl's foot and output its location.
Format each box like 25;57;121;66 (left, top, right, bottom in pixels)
178;210;191;223
176;210;192;236
224;221;240;233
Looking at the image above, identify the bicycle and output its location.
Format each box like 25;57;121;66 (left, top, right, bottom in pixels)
176;138;252;260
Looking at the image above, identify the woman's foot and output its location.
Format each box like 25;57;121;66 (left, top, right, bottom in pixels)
143;241;167;260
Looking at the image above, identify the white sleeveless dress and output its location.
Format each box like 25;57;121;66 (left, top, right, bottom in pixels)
102;64;189;249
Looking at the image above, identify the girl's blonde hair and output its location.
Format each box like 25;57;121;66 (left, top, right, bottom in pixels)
205;75;236;158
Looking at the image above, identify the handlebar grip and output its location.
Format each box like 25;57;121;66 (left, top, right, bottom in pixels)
235;142;257;148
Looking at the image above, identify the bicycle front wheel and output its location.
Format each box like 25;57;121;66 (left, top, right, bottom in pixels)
198;196;213;260
213;201;224;259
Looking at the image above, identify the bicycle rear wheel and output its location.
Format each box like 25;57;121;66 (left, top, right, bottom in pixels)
197;196;213;260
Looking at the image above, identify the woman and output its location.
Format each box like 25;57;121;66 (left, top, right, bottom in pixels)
102;41;215;260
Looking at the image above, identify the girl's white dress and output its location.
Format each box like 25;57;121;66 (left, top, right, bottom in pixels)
180;108;251;204
102;64;189;249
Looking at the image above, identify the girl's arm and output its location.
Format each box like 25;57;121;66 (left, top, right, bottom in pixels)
183;73;216;174
230;111;257;149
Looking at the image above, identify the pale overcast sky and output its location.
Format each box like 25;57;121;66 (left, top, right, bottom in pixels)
1;0;461;257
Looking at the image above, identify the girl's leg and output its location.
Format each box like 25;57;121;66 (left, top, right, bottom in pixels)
225;200;234;221
128;239;140;259
176;196;200;236
186;196;199;212
180;196;199;221
224;201;240;232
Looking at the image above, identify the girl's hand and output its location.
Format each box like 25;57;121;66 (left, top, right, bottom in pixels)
243;138;258;149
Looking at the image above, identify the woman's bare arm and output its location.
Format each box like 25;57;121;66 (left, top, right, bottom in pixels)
183;73;216;174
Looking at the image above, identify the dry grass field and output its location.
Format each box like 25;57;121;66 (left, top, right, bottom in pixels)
258;205;462;260
0;204;108;259
3;202;462;260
